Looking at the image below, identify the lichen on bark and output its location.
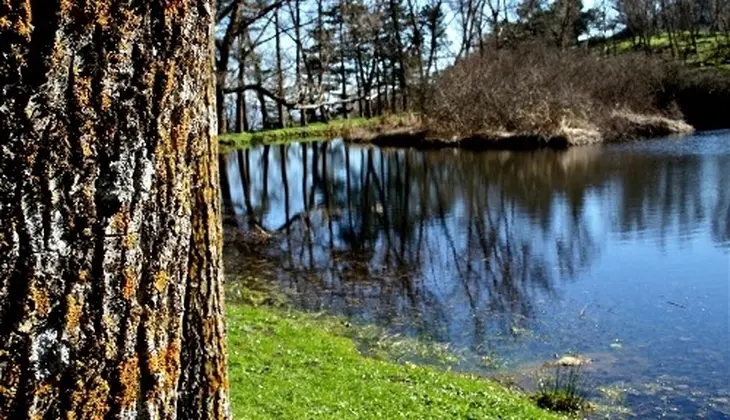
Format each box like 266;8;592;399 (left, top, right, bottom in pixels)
0;0;229;418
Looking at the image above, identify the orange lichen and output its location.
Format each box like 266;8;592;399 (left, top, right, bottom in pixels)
202;317;228;394
171;109;191;151
95;1;111;28
78;269;90;282
65;295;82;332
163;0;188;17
0;357;20;406
14;0;32;39
164;66;176;98
80;140;93;158
0;16;11;31
111;212;128;233
34;383;53;400
59;0;73;14
122;232;137;249
73;76;93;109
100;91;112;112
153;271;169;293
147;352;161;376
143;339;180;400
31;287;50;317
121;267;136;300
69;375;110;419
163;340;181;391
118;357;140;408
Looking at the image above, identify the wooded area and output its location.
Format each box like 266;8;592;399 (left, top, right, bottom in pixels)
214;0;730;133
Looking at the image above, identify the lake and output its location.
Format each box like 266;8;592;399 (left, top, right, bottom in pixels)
221;131;730;418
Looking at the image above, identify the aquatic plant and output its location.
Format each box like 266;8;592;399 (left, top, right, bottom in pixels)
534;364;591;414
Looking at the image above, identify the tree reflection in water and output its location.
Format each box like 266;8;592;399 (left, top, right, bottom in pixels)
221;138;730;354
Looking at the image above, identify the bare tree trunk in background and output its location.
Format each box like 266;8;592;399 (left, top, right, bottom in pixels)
275;7;286;128
660;0;678;59
236;36;250;133
0;1;229;419
406;0;426;111
355;69;362;117
317;0;327;121
376;62;383;115
388;0;409;111
248;33;270;128
426;0;442;75
390;62;398;113
340;0;350;119
218;0;246;134
293;0;307;126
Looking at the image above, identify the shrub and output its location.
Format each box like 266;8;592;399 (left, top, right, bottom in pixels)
426;42;730;139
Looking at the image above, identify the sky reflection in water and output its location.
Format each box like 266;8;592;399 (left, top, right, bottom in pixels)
222;132;730;418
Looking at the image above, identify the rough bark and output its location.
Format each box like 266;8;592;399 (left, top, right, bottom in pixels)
0;1;229;419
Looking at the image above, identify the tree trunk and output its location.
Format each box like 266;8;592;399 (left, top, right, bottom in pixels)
217;0;246;135
388;0;409;111
376;62;383;116
274;8;286;128
339;2;349;119
294;0;307;127
0;1;229;419
236;48;249;133
251;46;270;128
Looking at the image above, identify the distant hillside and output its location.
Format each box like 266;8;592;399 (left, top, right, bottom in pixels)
588;31;730;71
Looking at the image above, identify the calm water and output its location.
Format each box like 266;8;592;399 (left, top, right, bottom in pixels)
221;132;730;418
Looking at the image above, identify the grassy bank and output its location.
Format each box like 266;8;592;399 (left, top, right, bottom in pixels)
610;32;730;70
346;110;694;150
227;304;562;419
220;117;398;148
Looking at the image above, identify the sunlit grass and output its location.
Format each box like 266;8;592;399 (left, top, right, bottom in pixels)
226;304;563;419
220;117;386;148
611;32;730;68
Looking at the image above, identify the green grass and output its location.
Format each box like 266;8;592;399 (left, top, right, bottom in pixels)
220;117;386;148
227;304;563;419
610;32;730;69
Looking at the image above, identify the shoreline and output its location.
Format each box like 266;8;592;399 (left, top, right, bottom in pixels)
220;112;696;151
227;303;564;419
345;112;695;150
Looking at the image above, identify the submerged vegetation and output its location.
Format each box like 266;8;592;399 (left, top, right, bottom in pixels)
226;304;562;419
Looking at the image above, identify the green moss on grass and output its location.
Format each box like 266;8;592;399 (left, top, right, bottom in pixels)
227;304;563;419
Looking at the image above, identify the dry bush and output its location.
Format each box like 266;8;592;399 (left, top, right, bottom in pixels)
426;42;727;139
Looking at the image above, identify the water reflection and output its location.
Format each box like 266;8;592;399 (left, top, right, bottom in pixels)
222;133;730;417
